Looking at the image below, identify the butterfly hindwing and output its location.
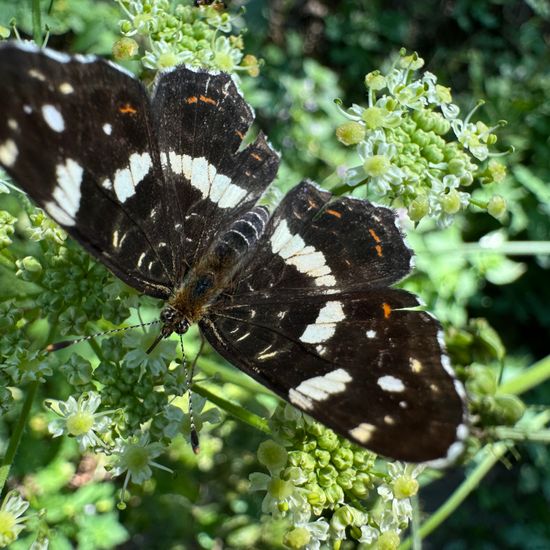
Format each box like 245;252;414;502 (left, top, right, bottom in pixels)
202;181;467;463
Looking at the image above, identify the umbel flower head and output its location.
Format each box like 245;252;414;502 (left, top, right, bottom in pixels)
114;0;259;76
250;404;423;548
336;49;508;227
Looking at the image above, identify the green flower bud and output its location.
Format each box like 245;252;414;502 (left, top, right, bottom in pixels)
365;71;386;91
119;20;134;34
15;256;43;281
112;37;139;60
336;121;366;146
289;451;316;471
467;365;498;396
351;472;371;497
283;527;311;549
337;468;355;490
318;464;337;487
258;440;288;472
331;504;355;530
408;196;429;222
487;195;506;218
447;157;466;175
399;51;424;70
317;430;338;451
314;449;331;467
374;530;400;550
423;144;444;163
325;483;344;504
493;394;526;426
332;447;354;470
306;421;324;437
411;129;430;147
441;190;461;214
306;483;327;507
0;25;10;39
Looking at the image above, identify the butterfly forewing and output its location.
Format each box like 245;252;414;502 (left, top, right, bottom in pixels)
0;43;178;297
152;67;279;280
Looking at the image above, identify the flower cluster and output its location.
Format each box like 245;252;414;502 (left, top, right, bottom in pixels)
336;50;508;227
250;405;423;549
114;0;259;75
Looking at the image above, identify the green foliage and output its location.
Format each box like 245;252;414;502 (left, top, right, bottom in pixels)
0;0;549;548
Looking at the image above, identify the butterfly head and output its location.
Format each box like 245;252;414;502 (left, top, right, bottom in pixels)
160;305;190;336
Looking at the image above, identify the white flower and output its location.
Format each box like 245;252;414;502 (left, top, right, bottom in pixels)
359;523;381;544
249;472;311;524
295;518;330;550
349;131;405;194
110;433;172;499
0;491;30;547
47;392;111;451
376;462;425;532
386;68;427;110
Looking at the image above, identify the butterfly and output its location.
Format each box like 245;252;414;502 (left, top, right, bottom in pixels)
0;42;467;465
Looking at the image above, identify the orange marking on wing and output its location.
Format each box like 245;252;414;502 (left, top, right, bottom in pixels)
251;153;262;161
382;302;392;318
326;209;342;218
119;103;137;114
185;96;198;104
235;130;245;139
199;95;217;105
375;244;383;257
369;228;381;243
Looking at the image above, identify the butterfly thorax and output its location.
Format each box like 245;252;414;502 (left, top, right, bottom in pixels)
161;206;270;335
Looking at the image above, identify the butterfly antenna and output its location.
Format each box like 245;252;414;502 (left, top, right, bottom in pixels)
182;334;205;454
46;320;161;352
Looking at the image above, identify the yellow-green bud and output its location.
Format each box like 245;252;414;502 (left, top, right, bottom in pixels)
325;483;344;504
448;158;466;175
441;190;462;214
0;25;10;39
317;430;338;451
365;71;386;91
337;468;355;490
283;526;311;549
15;256;43;281
392;475;419;499
487;195;506;218
306;483;327;507
487;160;507;183
242;54;260;77
374;530;400;550
119;20;134;34
314;449;331;467
408;196;429;222
336;121;366;146
332;447;354;470
257;440;287;472
318;465;337;487
112;38;139;61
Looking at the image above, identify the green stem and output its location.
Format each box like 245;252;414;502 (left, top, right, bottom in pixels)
0;380;39;495
31;0;43;46
492;426;550;444
399;411;550;549
192;383;271;434
498;355;550;395
198;357;273;395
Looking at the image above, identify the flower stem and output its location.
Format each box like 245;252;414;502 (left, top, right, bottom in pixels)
32;0;43;46
0;380;39;495
419;241;550;257
497;354;550;395
192;383;271;434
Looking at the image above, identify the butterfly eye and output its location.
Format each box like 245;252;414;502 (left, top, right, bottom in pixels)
160;307;176;323
175;319;190;335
